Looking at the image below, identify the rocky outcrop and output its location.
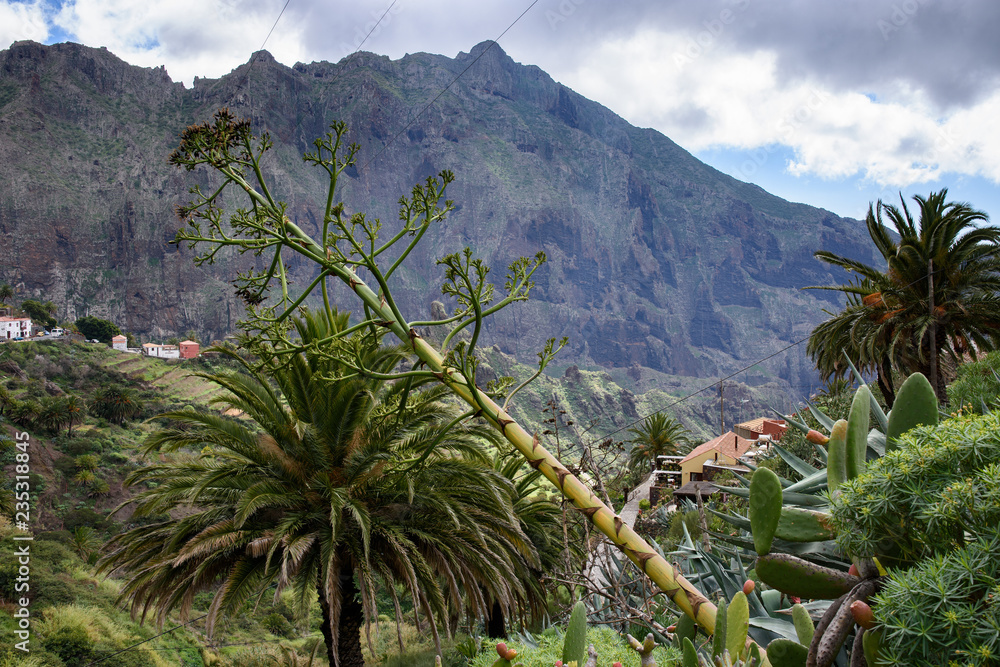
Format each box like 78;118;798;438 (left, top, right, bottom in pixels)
0;40;879;394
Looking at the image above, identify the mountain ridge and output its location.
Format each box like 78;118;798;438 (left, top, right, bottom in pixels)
0;39;878;396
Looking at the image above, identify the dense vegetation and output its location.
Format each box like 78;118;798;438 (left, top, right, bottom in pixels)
4;107;1000;667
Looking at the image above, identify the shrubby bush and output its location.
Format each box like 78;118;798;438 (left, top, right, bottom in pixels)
832;411;1000;664
947;349;1000;414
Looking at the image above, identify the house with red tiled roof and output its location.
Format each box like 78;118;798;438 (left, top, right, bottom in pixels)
679;431;755;485
734;417;788;442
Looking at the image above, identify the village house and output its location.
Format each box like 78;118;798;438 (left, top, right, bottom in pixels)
112;334;128;351
0;316;32;340
734;417;788;442
141;343;180;359
678;431;755;486
179;340;200;359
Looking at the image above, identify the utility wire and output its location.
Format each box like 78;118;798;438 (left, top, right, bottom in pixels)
360;0;539;171
85;614;208;666
321;0;399;91
215;0;292;110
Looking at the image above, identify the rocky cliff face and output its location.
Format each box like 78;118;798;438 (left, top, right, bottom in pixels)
0;40;878;394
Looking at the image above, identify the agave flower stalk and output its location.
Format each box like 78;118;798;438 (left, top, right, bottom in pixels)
170;111;725;638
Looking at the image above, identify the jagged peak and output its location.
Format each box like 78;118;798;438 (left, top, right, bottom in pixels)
456;40;513;67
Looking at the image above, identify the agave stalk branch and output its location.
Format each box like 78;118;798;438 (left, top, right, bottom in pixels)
169;110;724;640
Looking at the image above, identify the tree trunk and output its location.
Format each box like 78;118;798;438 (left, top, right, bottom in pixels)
317;563;366;667
485;599;507;639
877;356;895;409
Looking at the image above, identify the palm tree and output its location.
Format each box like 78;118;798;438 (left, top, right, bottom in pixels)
808;190;1000;403
483;452;575;638
0;283;13;304
98;311;539;667
37;397;69;434
62;395;85;436
627;413;692;473
90;385;142;425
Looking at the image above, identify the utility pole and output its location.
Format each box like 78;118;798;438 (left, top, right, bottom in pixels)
719;382;724;434
929;258;938;400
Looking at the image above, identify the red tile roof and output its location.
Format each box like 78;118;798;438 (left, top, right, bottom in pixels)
680;431;754;464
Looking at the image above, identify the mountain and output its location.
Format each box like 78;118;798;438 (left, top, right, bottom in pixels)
0;40;878;396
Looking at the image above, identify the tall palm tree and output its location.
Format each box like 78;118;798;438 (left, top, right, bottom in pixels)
627;413;692;473
0;283;13;304
98;311;539;667
808;190;1000;402
62;395;85;436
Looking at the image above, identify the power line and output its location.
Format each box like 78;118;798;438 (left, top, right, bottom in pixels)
360;0;539;171
215;0;293;110
85;614;208;666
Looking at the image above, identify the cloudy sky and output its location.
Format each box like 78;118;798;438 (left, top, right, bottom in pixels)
3;0;1000;224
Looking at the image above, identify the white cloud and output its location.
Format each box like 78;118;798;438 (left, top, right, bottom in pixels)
0;1;50;47
556;27;1000;189
51;0;308;85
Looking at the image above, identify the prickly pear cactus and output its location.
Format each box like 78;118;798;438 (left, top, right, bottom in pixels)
562;601;588;667
626;633;657;667
491;642;523;667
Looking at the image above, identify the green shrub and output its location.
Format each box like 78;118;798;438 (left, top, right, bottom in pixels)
832;412;1000;663
261;612;295;638
638;498;651;511
62;508;106;532
873;530;1000;666
469;626;677;666
833;412;1000;565
947;350;1000;414
42;625;94;666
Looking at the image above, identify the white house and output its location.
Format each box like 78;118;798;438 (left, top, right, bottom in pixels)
141;343;180;359
112;334;128;351
0;316;32;340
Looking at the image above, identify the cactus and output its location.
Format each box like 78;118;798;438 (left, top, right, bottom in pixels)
626;633;658;667
885;372;938;451
845;384;871;479
671;613;697;651
825;419;849;493
765;639;808;667
681;637;699;667
492;642;523;667
790;604;814;645
773;507;836;542
726;591;750;659
755;553;859;600
748;467;782;556
562;601;588;667
712;596;728;659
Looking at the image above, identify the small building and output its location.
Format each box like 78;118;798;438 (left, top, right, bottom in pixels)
734;417;788;442
679;431;755;485
112;334;128;351
142;343;179;359
0;316;32;340
179;340;200;359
